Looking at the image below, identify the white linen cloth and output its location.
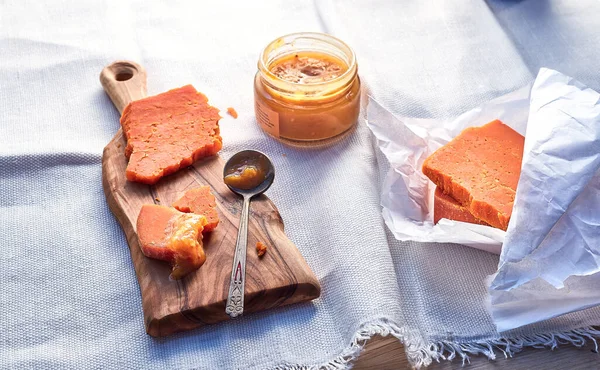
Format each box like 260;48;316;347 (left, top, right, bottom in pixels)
1;1;600;369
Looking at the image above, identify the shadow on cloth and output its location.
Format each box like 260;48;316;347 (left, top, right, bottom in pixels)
486;0;600;90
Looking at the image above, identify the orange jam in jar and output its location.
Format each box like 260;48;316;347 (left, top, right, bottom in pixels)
254;32;361;143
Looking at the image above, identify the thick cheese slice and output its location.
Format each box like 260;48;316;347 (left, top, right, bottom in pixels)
433;187;488;226
172;186;220;232
120;85;222;184
423;120;524;230
136;204;208;280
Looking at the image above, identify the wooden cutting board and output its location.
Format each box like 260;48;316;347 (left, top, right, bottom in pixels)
99;61;321;337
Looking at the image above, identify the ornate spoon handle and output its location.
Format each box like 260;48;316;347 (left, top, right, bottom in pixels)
225;194;250;318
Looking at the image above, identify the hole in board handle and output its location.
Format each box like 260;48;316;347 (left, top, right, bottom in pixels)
111;62;139;82
115;70;134;81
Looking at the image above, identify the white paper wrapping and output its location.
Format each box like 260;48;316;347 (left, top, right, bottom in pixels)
367;84;531;254
369;68;600;331
488;69;600;332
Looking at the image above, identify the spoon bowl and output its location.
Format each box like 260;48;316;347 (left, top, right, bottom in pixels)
223;150;275;197
223;150;275;318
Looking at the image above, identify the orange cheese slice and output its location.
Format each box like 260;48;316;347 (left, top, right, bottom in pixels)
434;187;488;226
136;204;208;280
120;85;222;185
423;120;524;230
172;186;220;232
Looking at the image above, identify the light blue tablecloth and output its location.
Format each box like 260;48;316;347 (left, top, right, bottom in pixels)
1;1;599;368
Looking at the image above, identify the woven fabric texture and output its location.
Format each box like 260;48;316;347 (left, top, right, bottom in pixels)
1;0;599;368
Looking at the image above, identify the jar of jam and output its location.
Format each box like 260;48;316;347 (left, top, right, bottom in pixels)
254;32;361;143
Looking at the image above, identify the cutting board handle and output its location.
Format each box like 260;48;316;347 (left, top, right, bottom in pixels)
100;60;148;114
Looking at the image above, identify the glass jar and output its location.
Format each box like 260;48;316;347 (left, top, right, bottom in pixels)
254;32;361;143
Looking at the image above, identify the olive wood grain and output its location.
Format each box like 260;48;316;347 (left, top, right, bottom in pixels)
99;61;321;337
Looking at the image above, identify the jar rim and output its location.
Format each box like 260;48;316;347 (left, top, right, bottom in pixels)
257;32;357;90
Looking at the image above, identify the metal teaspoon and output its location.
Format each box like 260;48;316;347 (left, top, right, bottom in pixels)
223;150;275;318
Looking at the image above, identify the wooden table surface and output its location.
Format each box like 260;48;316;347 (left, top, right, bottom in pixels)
354;335;600;369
